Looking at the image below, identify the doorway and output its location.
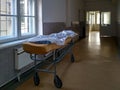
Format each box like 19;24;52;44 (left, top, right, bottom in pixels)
86;11;100;43
86;11;111;38
86;11;100;32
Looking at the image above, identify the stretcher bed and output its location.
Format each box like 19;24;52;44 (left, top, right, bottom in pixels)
22;30;77;88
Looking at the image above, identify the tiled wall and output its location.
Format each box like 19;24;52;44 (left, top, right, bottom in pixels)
43;22;66;35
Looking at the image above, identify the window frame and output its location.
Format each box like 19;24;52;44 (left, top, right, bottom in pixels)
0;0;37;43
101;11;111;26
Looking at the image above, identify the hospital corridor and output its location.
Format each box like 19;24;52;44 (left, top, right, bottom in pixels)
2;31;120;90
0;0;120;90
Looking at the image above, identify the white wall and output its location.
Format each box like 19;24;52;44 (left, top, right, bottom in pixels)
42;0;84;26
66;0;84;26
42;0;66;23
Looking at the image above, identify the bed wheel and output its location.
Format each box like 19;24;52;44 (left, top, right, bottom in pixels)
54;75;62;88
71;54;75;62
34;72;40;86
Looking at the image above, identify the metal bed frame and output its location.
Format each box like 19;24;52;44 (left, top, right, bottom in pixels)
29;40;75;88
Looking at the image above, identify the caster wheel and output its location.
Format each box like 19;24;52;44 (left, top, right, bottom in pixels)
71;54;75;62
33;72;40;86
54;75;62;88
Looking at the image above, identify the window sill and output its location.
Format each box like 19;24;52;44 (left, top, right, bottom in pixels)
0;38;30;50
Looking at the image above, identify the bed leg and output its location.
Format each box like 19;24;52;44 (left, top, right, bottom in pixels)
33;54;40;86
71;53;75;62
70;41;75;62
53;50;57;76
53;50;62;88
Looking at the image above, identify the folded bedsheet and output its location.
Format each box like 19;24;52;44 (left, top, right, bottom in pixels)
23;30;77;54
28;30;77;45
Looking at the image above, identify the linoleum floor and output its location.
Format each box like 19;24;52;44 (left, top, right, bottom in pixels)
16;32;120;90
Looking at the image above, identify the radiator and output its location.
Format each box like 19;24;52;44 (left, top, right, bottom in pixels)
14;47;33;70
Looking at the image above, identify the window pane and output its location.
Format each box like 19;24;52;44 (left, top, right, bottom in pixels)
96;12;100;24
21;17;28;34
104;12;111;24
29;17;35;34
20;0;35;36
21;17;35;35
0;0;16;15
101;12;111;26
20;0;35;16
0;16;17;37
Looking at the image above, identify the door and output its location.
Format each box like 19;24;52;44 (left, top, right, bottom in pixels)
100;12;111;37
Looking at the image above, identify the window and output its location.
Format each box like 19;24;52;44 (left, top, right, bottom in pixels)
0;0;36;43
0;0;17;39
20;0;35;36
101;12;111;26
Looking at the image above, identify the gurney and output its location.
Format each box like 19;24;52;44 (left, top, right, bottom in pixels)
22;30;77;88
